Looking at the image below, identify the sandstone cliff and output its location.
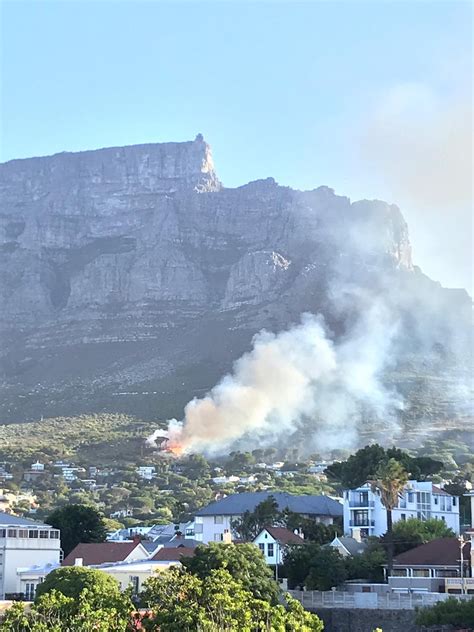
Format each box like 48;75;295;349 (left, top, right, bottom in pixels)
0;136;471;437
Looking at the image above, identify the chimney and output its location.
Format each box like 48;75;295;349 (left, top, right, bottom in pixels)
74;558;83;566
352;528;362;543
222;529;232;544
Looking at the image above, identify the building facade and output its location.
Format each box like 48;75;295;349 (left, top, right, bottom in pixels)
343;481;460;538
0;512;61;599
194;492;343;544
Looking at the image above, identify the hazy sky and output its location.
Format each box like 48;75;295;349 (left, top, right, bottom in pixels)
1;0;472;292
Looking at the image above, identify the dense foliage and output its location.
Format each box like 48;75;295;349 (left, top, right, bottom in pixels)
386;517;455;555
415;597;474;627
46;504;108;556
182;542;280;604
141;566;324;631
325;444;442;489
283;543;347;590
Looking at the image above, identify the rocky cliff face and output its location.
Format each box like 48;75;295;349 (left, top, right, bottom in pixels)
0;136;471;436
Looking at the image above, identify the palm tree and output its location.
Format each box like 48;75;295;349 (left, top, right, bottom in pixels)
371;458;408;578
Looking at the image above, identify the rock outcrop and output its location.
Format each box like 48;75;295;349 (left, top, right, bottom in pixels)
0;136;471;433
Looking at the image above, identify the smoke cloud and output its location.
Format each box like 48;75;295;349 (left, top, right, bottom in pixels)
150;301;403;456
358;81;472;293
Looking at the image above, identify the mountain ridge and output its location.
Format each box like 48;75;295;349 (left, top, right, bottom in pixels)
0;137;471;445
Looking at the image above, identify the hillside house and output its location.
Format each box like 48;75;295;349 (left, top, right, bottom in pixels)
253;527;305;566
194;492;342;544
343;481;460;538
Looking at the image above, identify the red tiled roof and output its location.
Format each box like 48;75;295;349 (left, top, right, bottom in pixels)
263;527;305;545
152;546;196;561
393;538;470;567
63;541;140;566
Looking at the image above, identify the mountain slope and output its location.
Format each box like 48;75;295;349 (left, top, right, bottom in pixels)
0;136;471;446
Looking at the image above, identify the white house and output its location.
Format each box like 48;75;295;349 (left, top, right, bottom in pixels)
0;511;61;599
253;527;305;566
343;481;460;538
194;492;343;544
136;466;156;480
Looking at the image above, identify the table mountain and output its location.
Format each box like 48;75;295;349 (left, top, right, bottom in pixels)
0;136;471;447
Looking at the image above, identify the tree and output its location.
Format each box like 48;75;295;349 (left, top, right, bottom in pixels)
371;459;408;577
1;568;134;632
345;539;386;583
182;542;280;604
46;504;108;556
232;495;281;541
325;444;442;489
283;511;341;543
386;517;455;555
283;542;347;590
141;565;324;632
415;597;474;628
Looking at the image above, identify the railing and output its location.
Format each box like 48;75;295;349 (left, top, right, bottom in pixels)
287;590;473;610
349;520;375;527
348;500;375;508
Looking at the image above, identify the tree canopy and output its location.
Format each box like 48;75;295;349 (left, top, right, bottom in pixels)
141;565;324;632
1;568;133;632
182;542;280;605
415;597;474;627
283;542;347;590
46;503;108;556
386;517;455;556
325;444;443;489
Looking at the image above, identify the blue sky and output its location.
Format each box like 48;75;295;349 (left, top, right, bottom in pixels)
1;1;472;291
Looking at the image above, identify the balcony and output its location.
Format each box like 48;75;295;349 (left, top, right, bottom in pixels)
349;520;375;527
348;500;375;508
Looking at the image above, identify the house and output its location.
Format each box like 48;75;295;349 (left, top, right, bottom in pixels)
194;492;343;544
0;511;61;600
343;481;460;538
329;535;368;557
387;537;472;593
253;527;305;566
86;546;198;594
62;540;149;566
136;466;156;480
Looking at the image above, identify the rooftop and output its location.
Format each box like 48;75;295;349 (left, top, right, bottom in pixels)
0;510;49;527
62;541;143;566
195;492;342;517
259;527;305;545
393;538;470;568
152;546;197;562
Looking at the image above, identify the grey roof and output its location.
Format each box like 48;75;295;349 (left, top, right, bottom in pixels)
0;511;50;527
195;492;342;517
332;536;368;556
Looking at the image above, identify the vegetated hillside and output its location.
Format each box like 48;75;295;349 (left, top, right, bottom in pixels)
0;136;471;449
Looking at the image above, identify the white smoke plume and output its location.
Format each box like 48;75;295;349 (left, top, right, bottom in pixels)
150;301;403;456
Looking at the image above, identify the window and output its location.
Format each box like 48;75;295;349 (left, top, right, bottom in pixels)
353;510;369;526
0;529;5;538
407;492;414;503
28;530;39;538
129;576;140;594
50;530;60;539
25;583;36;601
434;496;438;505
267;543;274;557
214;516;223;524
39;530;49;539
453;497;457;506
214;533;223;542
18;529;28;538
258;543;265;552
391;569;407;577
400;514;406;521
413;569;430;578
7;529;17;537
